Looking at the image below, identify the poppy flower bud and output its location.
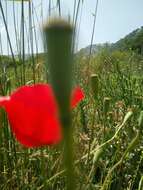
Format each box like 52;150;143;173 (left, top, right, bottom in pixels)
90;74;99;98
103;97;111;115
44;18;73;117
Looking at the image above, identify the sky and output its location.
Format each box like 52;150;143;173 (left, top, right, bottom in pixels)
0;0;143;55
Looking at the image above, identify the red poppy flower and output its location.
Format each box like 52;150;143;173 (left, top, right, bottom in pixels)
0;84;84;148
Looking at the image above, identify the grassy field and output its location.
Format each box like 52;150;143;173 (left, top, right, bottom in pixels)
0;1;143;190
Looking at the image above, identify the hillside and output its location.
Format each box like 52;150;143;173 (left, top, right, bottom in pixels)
78;26;143;56
1;26;143;67
113;26;143;53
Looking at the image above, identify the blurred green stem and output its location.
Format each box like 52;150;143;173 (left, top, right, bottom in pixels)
61;112;75;190
44;18;75;190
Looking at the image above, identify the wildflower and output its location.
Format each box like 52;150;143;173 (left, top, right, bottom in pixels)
0;84;84;148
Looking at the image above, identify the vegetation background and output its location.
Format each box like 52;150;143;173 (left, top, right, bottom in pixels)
0;0;143;190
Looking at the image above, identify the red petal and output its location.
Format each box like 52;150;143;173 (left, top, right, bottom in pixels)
0;96;10;107
71;86;84;108
4;84;62;148
0;84;84;148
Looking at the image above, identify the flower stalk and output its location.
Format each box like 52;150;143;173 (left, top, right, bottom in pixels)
44;18;75;190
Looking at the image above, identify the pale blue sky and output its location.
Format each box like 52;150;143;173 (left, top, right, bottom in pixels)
0;0;143;54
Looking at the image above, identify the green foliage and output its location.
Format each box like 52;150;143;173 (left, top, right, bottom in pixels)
113;26;143;54
0;39;143;189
